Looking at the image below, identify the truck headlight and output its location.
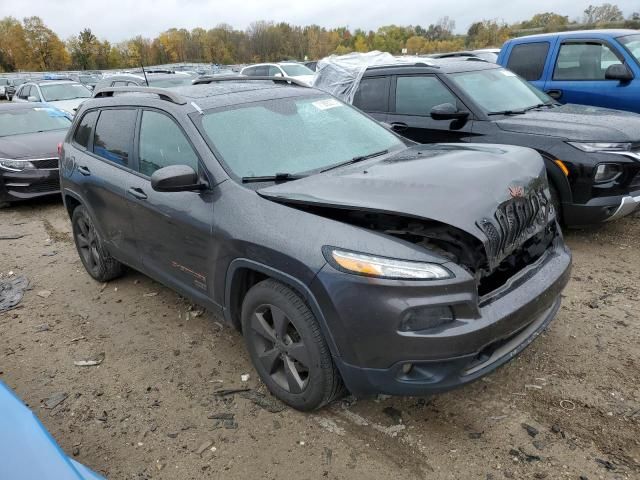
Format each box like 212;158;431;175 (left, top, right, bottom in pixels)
567;142;631;153
593;163;621;183
326;248;452;280
0;159;35;171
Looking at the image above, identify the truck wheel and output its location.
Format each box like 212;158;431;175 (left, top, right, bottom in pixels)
71;205;123;282
241;279;343;411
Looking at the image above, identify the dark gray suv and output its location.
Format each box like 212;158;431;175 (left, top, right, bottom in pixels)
59;79;571;410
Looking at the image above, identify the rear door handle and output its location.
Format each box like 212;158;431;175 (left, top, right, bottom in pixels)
77;165;91;176
546;89;562;100
127;187;148;200
391;122;408;132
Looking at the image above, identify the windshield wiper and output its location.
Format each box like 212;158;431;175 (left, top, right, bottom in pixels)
321;149;389;173
487;109;526;116
241;172;305;183
522;103;555;112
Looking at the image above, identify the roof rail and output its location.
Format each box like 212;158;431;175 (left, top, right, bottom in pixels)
192;75;311;88
93;86;187;105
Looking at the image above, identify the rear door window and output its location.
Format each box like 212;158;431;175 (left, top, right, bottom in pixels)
92;109;137;167
138;110;199;177
243;67;256;76
73;110;99;149
353;76;390;112
506;42;550;81
394;76;458;115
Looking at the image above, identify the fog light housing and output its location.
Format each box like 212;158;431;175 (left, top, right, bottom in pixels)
399;306;454;332
593;163;621;183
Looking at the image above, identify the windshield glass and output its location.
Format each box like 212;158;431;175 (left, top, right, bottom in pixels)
41;83;92;101
148;77;194;88
619;34;640;63
280;64;314;76
200;95;404;178
11;79;26;86
450;68;551;113
0;107;71;137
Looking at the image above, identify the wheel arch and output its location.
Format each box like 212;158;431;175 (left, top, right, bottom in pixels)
223;259;341;359
538;152;573;204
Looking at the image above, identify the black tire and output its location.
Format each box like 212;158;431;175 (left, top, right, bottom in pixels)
549;182;563;225
71;205;123;282
241;279;343;411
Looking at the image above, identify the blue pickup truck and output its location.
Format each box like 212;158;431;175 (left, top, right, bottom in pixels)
497;29;640;113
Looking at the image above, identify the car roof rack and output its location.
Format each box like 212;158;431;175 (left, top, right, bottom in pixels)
93;86;187;105
192;75;310;88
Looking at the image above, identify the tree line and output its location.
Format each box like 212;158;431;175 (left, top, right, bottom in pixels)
0;3;638;72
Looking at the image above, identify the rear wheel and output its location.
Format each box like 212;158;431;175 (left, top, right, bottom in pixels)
241;279;343;411
71;205;123;282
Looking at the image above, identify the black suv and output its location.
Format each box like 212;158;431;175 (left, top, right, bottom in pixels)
314;58;640;226
59;80;571;410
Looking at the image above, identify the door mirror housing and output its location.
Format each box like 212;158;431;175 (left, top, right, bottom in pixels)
27;95;39;102
273;72;283;77
605;63;633;82
430;103;469;120
151;165;205;192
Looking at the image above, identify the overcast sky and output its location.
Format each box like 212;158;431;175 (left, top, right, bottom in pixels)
1;0;638;42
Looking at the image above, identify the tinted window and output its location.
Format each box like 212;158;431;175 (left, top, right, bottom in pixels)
93;109;137;167
395;76;457;115
243;67;256;76
255;66;269;76
507;42;550;81
353;76;390;112
73;110;98;149
553;42;620;80
138;110;198;177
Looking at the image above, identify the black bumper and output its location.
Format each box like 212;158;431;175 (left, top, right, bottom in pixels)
312;239;572;396
562;188;640;226
0;168;61;203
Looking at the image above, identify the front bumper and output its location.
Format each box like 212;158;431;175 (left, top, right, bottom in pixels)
0;167;61;203
312;238;571;396
562;189;640;225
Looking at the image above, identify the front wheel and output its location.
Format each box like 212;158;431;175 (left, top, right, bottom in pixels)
241;279;343;411
71;205;124;282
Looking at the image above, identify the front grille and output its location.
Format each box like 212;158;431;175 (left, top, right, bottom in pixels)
31;158;59;169
477;187;553;270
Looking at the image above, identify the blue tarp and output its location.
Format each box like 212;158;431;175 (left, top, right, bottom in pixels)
0;381;104;480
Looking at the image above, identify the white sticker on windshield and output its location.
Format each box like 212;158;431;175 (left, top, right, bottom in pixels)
501;70;517;76
312;98;342;110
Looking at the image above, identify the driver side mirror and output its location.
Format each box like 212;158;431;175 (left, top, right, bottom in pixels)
605;63;633;82
151;165;206;192
27;95;40;102
430;103;469;120
273;72;283;77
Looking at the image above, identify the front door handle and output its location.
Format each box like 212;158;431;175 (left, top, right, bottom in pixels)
391;122;408;132
546;89;562;100
77;165;91;176
127;187;148;200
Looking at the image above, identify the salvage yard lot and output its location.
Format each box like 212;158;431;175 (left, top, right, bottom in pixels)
1;201;638;480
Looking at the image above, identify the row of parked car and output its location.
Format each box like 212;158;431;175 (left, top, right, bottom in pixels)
0;29;638;413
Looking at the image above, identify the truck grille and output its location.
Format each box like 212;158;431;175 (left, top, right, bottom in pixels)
476;187;553;270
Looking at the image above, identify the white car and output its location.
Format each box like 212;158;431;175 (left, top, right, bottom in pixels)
12;80;92;116
240;62;315;85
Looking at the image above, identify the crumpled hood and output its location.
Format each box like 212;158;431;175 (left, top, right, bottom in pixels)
45;98;86;115
259;144;549;260
0;130;66;159
495;104;640;142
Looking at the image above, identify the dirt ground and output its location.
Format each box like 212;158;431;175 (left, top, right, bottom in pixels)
0;199;638;480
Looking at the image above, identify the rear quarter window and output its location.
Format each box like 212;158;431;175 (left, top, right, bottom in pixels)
73;110;99;149
506;42;550;81
92;109;137;167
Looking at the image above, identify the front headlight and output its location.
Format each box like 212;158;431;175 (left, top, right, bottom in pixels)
326;248;452;280
0;159;36;171
567;142;631;153
593;163;621;183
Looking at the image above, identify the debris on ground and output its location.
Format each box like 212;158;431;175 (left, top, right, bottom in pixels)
194;440;213;455
382;406;403;424
240;373;250;382
43;392;68;409
213;388;251;397
239;390;286;413
73;352;105;367
209;412;238;429
522;423;539;437
0;234;25;240
0;275;29;313
34;323;50;332
36;290;52;298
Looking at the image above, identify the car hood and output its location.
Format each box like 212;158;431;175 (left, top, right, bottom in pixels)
45;98;87;115
0;130;67;159
495;104;640;142
259;144;551;268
